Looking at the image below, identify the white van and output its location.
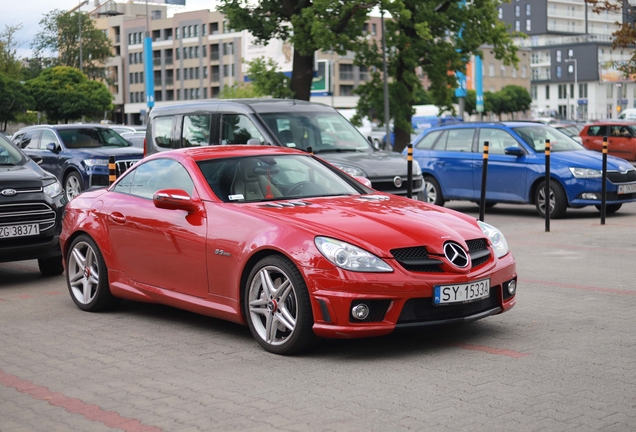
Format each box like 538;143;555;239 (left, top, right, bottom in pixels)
618;108;636;120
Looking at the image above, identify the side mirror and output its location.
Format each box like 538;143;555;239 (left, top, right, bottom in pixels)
246;137;262;145
354;176;373;188
153;189;200;213
504;146;524;156
29;155;43;165
46;143;60;153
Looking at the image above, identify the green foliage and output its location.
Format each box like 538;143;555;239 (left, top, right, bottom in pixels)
25;66;112;123
0;25;24;80
31;10;113;80
0;73;35;131
482;86;531;120
464;90;477;116
246;57;294;99
218;83;260;99
354;0;519;152
219;0;374;100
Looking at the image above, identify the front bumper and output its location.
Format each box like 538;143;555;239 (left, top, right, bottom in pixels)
0;234;61;262
304;252;517;339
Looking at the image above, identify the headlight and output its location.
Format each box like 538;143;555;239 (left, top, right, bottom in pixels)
315;237;393;272
477;221;509;258
412;159;422;176
569;167;602;178
331;163;367;178
43;179;63;198
83;158;109;167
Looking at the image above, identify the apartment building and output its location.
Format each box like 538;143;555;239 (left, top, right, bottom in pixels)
499;0;636;120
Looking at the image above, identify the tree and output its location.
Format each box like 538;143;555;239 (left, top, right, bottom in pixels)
25;66;112;123
464;90;477;117
0;73;34;131
501;85;531;119
245;57;294;99
218;83;260;99
354;0;519;153
31;10;112;80
587;0;636;76
219;0;375;100
0;24;24;80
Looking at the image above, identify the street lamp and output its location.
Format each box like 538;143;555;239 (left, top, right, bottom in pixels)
565;58;577;120
69;1;89;72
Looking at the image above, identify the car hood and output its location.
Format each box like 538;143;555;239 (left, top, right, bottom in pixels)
552;150;634;172
0;161;51;188
68;147;144;159
242;195;485;258
317;151;412;178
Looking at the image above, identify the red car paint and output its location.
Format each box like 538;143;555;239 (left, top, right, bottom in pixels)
61;146;516;344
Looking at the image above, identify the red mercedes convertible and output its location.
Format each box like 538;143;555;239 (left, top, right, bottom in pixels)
61;146;517;355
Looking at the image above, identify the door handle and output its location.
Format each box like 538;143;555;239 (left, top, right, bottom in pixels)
109;212;126;224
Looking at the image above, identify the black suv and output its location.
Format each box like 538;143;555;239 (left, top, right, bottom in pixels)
144;100;425;199
0;133;66;275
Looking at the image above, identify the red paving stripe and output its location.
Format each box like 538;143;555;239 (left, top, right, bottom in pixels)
446;342;531;358
0;370;162;432
18;294;32;299
522;278;636;295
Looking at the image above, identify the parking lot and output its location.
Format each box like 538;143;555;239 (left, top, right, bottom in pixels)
1;201;635;432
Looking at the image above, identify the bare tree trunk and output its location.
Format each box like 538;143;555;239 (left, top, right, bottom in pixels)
290;51;314;101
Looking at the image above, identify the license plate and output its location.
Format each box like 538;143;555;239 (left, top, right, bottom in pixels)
434;279;490;305
618;183;636;194
0;224;40;239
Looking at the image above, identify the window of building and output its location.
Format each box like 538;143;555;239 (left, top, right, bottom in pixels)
526;19;531;31
372;23;377;35
558;84;567;99
498;8;503;19
515;5;520;17
223;64;228;77
203;66;208;79
175;27;180;39
362;23;369;33
531;85;537;100
515;21;520;31
176;69;180;81
521;65;527;78
556;66;562;78
556;50;561;62
175;47;180;60
210;22;219;34
223;42;234;56
489;64;495;77
568;49;573;58
580;83;588;98
340;64;354;80
526;4;531;15
194;25;199;37
340;85;354;96
512;68;518;78
500;65;506;77
546;85;550;99
188;25;193;38
202;45;207;57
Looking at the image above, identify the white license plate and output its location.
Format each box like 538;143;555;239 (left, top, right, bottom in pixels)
434;279;490;305
618;183;636;194
0;223;40;239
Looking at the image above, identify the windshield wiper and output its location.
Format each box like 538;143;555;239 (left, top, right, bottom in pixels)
313;148;359;154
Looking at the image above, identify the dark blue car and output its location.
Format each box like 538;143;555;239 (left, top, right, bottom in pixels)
408;122;636;218
12;125;143;202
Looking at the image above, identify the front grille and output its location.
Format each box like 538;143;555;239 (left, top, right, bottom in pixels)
116;160;138;177
397;286;501;324
390;246;443;272
607;170;636;184
0;203;57;232
349;299;392;323
466;238;491;268
372;178;423;193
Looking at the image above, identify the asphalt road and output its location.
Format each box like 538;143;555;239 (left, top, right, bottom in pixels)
1;201;635;432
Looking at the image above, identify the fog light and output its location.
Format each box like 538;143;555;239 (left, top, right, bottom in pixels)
507;280;517;295
352;304;369;320
581;193;599;200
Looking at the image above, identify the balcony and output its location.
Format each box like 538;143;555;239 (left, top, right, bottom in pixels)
547;23;584;33
165;77;174;86
547;10;585;20
339;72;354;81
211;73;220;82
153;58;162;66
531;56;551;66
211;52;219;61
165;57;173;66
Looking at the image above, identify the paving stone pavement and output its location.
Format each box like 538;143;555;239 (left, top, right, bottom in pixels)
1;202;635;432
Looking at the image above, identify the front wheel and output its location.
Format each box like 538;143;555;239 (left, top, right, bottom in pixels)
244;255;319;355
66;235;120;312
595;203;622;214
535;181;567;219
423;176;445;206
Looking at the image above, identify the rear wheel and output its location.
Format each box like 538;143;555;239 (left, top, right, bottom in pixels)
66;235;120;312
595;203;622;214
424;176;445;206
38;255;64;276
535;181;567;219
244;255;319;355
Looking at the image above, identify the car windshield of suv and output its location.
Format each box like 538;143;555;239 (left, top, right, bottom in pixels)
0;134;26;165
259;112;373;154
512;125;585;152
197;154;365;203
58;128;131;149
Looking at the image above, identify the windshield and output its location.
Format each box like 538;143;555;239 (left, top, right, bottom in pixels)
58;128;131;149
197;154;367;203
259;112;374;154
512;125;585;152
0;134;26;165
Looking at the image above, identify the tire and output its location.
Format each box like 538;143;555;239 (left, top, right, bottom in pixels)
64;171;83;202
423;176;445;206
66;235;120;312
244;255;319;355
38;255;64;277
595;203;622;214
535;180;567;219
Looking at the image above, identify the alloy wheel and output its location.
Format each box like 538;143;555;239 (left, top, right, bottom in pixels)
67;241;100;305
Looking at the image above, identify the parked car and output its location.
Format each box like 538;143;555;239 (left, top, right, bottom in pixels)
60;145;517;355
119;131;146;148
109;125;146;135
144;100;426;200
12;125;144;202
0;132;66;276
617;108;636;121
579;121;636;162
551;123;583;143
410;122;636;218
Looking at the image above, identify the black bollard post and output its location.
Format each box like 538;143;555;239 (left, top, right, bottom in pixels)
601;135;608;225
407;144;413;199
109;156;116;186
545;139;551;232
479;141;489;222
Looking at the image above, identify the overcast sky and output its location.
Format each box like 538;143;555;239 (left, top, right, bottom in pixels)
3;0;219;59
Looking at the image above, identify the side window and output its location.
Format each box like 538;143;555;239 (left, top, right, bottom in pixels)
478;129;521;155
113;169;135;194
129;159;194;199
221;114;264;145
24;131;42;150
441;128;475;152
182;115;211;147
414;130;442;150
12;133;24;146
40;130;59;149
586;126;605;137
610;125;630;137
153;116;174;149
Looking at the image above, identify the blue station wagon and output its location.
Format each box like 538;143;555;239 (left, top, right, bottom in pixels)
409;122;636;218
